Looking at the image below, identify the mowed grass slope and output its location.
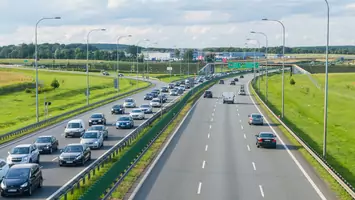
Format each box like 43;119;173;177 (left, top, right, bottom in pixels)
0;68;149;133
0;71;33;86
255;73;355;187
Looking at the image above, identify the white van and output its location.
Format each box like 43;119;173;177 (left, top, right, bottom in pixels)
64;119;86;138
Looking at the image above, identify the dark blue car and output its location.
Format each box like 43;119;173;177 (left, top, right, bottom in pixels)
144;93;153;100
115;116;134;129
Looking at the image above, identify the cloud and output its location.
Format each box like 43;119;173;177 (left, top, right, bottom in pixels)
0;0;352;48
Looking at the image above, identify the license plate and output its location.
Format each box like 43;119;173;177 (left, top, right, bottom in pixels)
66;161;73;164
69;133;73;135
93;122;97;124
264;140;270;142
8;189;17;192
39;149;43;152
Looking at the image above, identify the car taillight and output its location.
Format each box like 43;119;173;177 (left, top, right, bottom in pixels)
249;117;252;120
272;139;276;142
258;138;263;142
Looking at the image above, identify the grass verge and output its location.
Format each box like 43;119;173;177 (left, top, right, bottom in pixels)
0;84;152;146
250;79;353;200
107;82;214;200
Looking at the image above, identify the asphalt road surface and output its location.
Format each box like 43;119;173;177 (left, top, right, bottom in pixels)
0;78;186;200
131;73;338;200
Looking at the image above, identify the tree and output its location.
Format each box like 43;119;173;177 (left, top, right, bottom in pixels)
183;49;193;62
174;49;180;58
51;78;60;89
290;78;296;85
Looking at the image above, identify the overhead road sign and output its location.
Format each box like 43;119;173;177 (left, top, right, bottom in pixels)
228;62;259;69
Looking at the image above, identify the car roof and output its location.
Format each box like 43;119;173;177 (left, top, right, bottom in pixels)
152;98;160;100
67;143;83;146
15;144;32;148
251;113;261;116
68;119;83;123
90;125;105;127
38;135;52;138
10;163;38;169
91;113;103;115
85;130;100;133
132;108;142;111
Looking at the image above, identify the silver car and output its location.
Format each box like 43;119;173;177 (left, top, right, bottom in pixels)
140;104;153;114
150;98;162;107
248;113;264;125
170;89;178;96
7;144;40;166
80;131;104;149
87;125;108;140
123;98;136;108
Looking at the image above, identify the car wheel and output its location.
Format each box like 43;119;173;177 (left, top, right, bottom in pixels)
65;135;68;138
257;145;260;148
59;162;62;167
88;153;91;161
29;158;32;163
1;192;6;197
27;185;32;196
38;177;43;188
49;148;53;154
81;158;85;166
36;156;40;164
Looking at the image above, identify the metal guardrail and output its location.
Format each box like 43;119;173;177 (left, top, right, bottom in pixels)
0;81;153;145
251;73;355;198
47;72;240;200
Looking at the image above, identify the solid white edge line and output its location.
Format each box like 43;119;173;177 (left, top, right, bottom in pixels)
259;185;265;197
252;162;256;171
197;182;202;194
202;160;206;169
127;95;203;200
247;145;251;151
247;79;327;200
205;145;208;151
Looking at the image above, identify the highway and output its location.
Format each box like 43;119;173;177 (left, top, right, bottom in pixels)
131;73;338;200
0;78;182;199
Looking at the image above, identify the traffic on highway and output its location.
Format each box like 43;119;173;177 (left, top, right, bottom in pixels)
0;77;211;198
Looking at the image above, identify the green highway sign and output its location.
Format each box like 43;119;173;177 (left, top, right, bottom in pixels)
228;62;259;69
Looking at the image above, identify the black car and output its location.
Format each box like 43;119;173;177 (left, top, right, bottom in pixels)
240;75;244;78
234;78;239;82
34;135;59;154
255;132;277;148
168;83;175;89
58;144;91;166
144;93;153;100
160;87;169;93
219;80;224;84
111;105;125;114
102;71;109;76
150;91;159;98
89;113;106;126
1;163;43;197
230;81;236;85
157;94;168;103
204;90;213;98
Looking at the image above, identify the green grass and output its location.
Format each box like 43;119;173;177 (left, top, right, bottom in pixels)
108;81;214;200
0;68;149;134
254;73;355;199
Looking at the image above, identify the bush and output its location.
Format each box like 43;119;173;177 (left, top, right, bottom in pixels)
25;88;32;93
51;78;60;89
290;78;296;85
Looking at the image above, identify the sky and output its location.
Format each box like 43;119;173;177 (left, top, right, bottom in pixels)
0;0;354;48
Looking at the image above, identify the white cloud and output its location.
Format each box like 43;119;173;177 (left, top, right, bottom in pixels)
0;0;352;48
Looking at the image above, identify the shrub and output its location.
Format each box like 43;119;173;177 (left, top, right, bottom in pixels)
290;78;296;85
51;78;60;89
25;88;32;93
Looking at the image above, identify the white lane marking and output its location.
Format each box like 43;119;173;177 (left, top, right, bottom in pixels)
247;80;327;200
40;166;43;169
237;109;239;112
214;108;216;112
241;125;244;130
197;182;202;194
52;157;58;161
247;145;251;151
202;160;206;169
212;113;214;117
237;113;240;116
236;105;238;107
239;119;242;123
211;118;213;122
259;185;265;198
207;133;210;139
205;145;208;151
209;125;212;129
252;162;256;170
244;134;246;139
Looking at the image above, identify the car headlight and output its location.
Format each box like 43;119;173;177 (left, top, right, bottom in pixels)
59;156;64;160
111;109;114;111
1;181;6;189
98;119;102;122
6;156;11;162
89;120;92;122
94;141;98;144
20;182;28;188
75;154;83;160
23;157;28;161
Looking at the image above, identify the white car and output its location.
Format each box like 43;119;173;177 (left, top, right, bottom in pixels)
123;98;136;108
7;144;40;166
0;159;9;180
180;86;186;91
80;131;104;149
150;98;162;107
130;109;145;120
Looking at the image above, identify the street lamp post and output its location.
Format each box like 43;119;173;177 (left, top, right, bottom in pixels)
35;16;61;123
251;31;269;103
116;35;132;93
323;0;330;158
86;28;106;105
262;18;286;118
136;39;149;86
247;39;260;85
146;42;158;79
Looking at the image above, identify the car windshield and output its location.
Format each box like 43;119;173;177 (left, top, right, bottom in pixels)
152;99;160;102
145;93;151;96
91;114;103;118
88;126;104;131
252;114;262;119
125;99;133;102
63;145;83;153
140;105;150;108
36;137;51;143
67;123;80;128
205;91;211;94
113;105;121;108
10;147;30;154
82;132;98;138
6;168;30;179
118;117;130;121
260;133;274;138
132;110;142;113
